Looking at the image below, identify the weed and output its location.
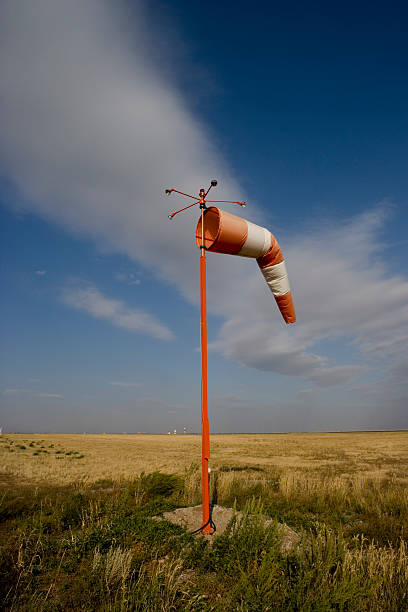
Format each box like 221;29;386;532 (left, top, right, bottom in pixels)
140;471;182;498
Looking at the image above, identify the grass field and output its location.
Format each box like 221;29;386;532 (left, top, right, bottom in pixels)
2;431;408;486
1;431;408;610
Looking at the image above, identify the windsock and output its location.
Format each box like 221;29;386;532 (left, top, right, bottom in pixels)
196;207;296;324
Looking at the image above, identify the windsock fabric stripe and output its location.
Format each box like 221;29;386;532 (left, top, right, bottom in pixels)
196;208;272;258
274;292;296;324
195;207;248;254
261;260;291;296
256;234;296;323
256;232;284;268
237;221;271;258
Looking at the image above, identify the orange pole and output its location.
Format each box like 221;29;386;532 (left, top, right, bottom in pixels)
200;205;212;534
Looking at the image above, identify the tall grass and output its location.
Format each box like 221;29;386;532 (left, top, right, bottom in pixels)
1;467;407;610
1;432;407;608
183;463;407;546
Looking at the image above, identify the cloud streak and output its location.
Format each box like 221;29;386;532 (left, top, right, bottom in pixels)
35;393;64;399
108;381;141;387
2;388;63;399
115;273;141;286
61;283;173;340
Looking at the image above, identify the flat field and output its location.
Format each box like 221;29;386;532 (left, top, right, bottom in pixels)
2;430;408;486
1;431;408;610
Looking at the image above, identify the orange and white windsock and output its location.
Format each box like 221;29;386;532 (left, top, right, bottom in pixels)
195;207;296;324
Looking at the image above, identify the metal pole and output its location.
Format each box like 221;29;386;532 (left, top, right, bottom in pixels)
200;204;212;534
166;180;244;536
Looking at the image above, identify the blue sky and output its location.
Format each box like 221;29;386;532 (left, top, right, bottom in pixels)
1;0;407;433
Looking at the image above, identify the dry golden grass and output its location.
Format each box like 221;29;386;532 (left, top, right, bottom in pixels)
1;432;408;609
1;431;407;487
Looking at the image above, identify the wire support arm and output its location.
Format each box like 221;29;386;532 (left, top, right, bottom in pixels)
168;200;200;218
206;199;246;207
166;188;199;200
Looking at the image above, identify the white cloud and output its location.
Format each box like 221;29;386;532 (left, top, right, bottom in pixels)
2;388;63;399
115;273;141;286
61;282;173;340
35;393;64;399
0;0;407;414
2;388;30;396
35;270;47;276
108;381;141;387
0;0;245;304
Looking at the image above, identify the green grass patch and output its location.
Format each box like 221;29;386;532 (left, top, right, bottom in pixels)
0;470;407;610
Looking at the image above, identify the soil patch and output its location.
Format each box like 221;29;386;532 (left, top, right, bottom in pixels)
155;504;300;553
